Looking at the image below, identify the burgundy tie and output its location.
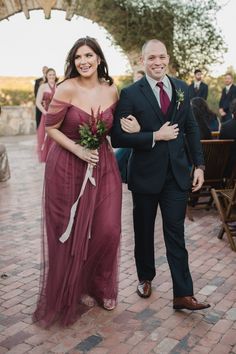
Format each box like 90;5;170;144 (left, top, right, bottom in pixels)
156;82;170;114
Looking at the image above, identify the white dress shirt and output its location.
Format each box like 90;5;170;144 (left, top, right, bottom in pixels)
225;84;232;94
145;74;172;147
146;74;172;107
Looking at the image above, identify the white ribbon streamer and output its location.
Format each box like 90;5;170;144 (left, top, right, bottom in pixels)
59;164;96;243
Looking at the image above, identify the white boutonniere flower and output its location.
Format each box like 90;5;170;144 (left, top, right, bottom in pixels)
176;88;184;110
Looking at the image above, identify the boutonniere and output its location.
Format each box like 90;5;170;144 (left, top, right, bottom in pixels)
176;88;184;110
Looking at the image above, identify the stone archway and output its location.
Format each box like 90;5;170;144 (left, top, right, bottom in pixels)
0;0;174;71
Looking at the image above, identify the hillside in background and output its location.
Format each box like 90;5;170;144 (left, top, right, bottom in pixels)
0;75;132;91
0;74;228;113
0;75;132;106
0;76;36;91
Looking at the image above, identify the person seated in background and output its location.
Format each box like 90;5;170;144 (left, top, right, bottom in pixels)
115;69;145;183
0;107;10;182
188;69;208;101
219;98;236;178
191;97;217;139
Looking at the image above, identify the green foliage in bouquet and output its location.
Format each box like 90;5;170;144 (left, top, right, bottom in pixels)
76;109;107;150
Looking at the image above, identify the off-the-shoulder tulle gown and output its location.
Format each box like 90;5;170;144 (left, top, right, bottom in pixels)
37;87;55;162
33;98;122;327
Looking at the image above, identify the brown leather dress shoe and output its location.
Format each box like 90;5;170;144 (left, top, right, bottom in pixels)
173;296;210;311
137;280;152;298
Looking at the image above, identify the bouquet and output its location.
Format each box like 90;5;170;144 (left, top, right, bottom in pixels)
76;107;107;150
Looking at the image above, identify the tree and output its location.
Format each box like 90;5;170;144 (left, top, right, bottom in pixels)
71;0;226;78
172;0;226;79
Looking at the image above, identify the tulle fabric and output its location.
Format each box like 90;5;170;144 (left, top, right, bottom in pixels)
33;98;122;327
37;91;55;163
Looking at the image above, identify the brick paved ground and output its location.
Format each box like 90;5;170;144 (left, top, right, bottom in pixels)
0;135;236;354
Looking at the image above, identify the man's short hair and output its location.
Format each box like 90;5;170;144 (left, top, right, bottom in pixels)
225;72;233;78
194;69;202;75
141;39;166;55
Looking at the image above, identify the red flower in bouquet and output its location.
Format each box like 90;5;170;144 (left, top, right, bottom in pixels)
76;107;107;150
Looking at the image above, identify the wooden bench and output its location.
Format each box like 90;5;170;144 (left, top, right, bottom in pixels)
189;139;234;208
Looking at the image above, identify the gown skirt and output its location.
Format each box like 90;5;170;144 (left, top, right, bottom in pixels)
33;99;122;327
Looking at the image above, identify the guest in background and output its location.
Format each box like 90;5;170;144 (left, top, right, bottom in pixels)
219;98;236;177
34;66;48;128
133;70;145;82
188;69;208;101
219;73;236;123
0;107;10;182
36;68;58;162
191;97;219;139
115;69;145;183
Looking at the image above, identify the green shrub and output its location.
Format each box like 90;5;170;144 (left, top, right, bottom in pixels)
0;89;35;106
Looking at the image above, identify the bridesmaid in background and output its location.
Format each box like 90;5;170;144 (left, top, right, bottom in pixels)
36;68;58;162
33;37;122;327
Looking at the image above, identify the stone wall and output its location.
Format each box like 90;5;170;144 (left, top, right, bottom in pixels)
0;106;36;136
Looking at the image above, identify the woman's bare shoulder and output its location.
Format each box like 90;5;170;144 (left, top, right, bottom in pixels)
54;78;76;102
102;82;118;100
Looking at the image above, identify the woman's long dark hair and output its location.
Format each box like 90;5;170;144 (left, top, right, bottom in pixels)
191;97;215;121
64;36;113;85
191;97;212;139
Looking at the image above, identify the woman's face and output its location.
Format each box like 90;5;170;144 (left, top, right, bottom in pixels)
74;45;100;78
46;70;56;83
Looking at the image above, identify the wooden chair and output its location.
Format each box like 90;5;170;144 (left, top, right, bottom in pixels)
189;139;234;208
211;131;220;139
211;181;236;251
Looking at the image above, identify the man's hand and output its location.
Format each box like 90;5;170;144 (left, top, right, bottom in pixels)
121;115;141;133
192;168;204;192
154;121;179;141
219;108;226;117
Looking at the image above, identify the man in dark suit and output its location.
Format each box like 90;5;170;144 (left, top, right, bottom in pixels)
188;69;208;101
219;98;236;177
111;39;210;311
34;66;48;128
219;73;236;123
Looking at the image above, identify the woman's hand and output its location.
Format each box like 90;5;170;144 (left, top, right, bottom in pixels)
74;145;99;166
121;115;140;133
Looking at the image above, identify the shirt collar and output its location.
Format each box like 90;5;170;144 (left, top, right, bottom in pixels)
146;74;171;91
226;84;232;90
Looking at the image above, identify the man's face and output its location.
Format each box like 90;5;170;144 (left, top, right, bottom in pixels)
142;42;169;81
42;66;48;76
195;72;202;81
225;74;233;86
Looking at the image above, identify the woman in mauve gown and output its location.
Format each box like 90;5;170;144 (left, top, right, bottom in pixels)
36;68;58;162
33;37;123;327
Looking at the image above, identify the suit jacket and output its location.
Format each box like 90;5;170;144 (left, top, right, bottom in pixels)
34;77;44;97
188;82;208;100
219;84;236;114
111;76;204;194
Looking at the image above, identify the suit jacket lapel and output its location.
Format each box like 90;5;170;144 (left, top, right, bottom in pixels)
139;77;165;124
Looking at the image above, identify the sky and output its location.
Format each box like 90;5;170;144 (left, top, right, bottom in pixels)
0;0;235;77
